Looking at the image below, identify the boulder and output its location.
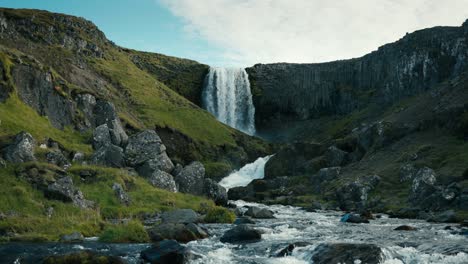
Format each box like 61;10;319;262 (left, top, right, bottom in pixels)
2;132;36;163
428;210;458;223
124;130;168;166
93;100;128;146
325;146;348;167
305;201;325;212
394;225;417;231
310;243;382;264
174;161;205;195
112;183;131;206
75;93;96;129
275;242;311;257
136;153;175;176
409;167;440;209
220;224;262;244
148;223;208;243
72;152;85;163
234;217;256;225
90;145;125;168
45;150;71;169
92;124;112;149
312;167;341;192
336;175;380;211
43;251;124;264
399;163;417;182
203;178;228;206
228;185;255;201
340;213;370;224
140;240;195;264
148;170;178;192
59;232;84;243
244;206;274;219
45;176;93;209
161;209;199;224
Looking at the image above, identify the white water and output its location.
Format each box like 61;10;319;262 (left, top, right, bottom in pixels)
219;155;273;190
203;67;256;135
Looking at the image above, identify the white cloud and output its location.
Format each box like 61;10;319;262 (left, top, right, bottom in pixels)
160;0;468;66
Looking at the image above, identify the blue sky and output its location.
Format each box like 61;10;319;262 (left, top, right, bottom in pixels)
1;0;468;67
0;0;225;65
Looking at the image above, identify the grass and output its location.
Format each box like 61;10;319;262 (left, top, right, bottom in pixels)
204;207;236;223
99;221;149;243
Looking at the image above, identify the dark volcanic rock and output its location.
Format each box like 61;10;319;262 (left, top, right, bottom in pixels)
174;161;205;195
203;178;228;206
325;146;348;167
45;150;71;169
148;170;178;192
161;209;199;224
340;213;370;224
43;250;124;264
45;176;93;209
336;175;380;211
91;144;125;168
394;225;418;231
93;100;128;146
220;224;262;244
275;242;311;257
148;223;208;243
244;206;274;219
311;243;382;264
2;132;36;163
141;240;195;264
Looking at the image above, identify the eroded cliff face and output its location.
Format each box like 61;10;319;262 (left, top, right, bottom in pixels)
247;20;468;130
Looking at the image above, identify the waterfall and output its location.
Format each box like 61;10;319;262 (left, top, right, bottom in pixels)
219;155;273;190
202;67;256;135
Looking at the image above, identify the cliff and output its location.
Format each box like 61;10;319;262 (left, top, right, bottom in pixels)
247;20;468;132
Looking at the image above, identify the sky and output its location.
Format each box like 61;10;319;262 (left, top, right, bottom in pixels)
1;0;468;66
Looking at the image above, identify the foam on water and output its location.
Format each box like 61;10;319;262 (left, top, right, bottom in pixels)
219;155;273;189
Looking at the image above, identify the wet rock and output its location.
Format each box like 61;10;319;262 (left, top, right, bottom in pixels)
174;161;205;195
124;130;169;167
93;100;128;146
336;175;380;211
311;243;382;264
92;124;112;149
275;242;311;257
148;223;208;243
43;251;124;264
428;210;458;223
234;217;256;225
148;170;178;192
90;144;125;168
45;150;71;169
45;176;93;209
394;225;418;231
161;209;199;224
203;178;228;206
220;224;262;244
59;232;84;243
340;213;370;224
136;153;175;176
228;185;255;201
2;132;36;163
140;240;195;264
112;183;131;206
325;146;348;167
245;206;274;219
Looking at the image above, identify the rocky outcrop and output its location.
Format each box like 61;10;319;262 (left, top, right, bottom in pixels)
247;21;468;128
335;175;381;211
148;170;178;193
90;144;125;168
93;100;128;147
45;176;93;209
45;150;71;169
2;132;36;163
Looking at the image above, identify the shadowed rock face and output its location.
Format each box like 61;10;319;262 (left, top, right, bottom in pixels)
247;22;468;129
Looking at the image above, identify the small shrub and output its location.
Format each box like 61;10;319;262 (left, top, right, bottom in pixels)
99;221;149;243
204;207;235;223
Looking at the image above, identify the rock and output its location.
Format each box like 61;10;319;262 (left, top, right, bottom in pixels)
45;150;71;169
174;161;205;195
148;223;208;243
2;132;36;163
140;240;195;264
148;170;178;192
112;183;131;206
244;206;274;219
400;163;417;182
172;163;183;176
389;208;421;219
310;243;382;264
428;210;458;223
220;224;262;244
203;178;228;206
228;185;255;201
312;167;341;192
59;232;84;242
409;167;447;209
90;144;125;168
45;176;93;209
234;217;256;225
75;93;96;129
275;242;311;257
125;130;168;166
394;225;418;231
136;153;175;176
72;152;85;163
93;100;128;146
92;124;112;149
161;209;199;224
336;175;380;211
43;251;124;264
305;201;325;212
325;146;348;167
340;213;370;224
45;207;54;218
